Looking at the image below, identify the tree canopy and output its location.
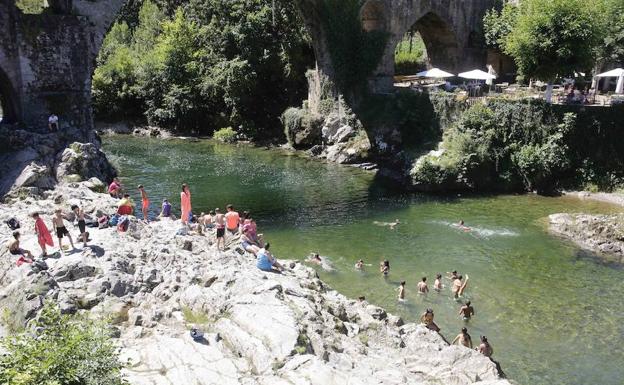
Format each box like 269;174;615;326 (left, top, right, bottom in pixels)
93;0;314;139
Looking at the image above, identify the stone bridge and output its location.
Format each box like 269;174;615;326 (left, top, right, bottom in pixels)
0;0;495;134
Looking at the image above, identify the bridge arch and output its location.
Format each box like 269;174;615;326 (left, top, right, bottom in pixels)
0;67;19;124
360;0;387;32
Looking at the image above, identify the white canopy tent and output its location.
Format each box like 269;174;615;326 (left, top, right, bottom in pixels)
596;68;624;94
458;69;497;80
416;68;455;78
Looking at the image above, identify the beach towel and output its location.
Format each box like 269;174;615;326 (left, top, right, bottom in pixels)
34;217;54;248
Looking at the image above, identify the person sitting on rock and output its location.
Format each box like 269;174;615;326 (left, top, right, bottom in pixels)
117;194;134;216
108;177;122;198
256;243;284;272
420;308;440;332
8;231;34;261
241;227;260;255
477;335;493;357
452;327;473;348
159;199;172;219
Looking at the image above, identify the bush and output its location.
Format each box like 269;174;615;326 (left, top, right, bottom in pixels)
0;302;126;385
213;127;237;143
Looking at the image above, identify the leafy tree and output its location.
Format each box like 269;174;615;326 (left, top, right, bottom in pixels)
503;0;600;100
594;0;624;66
483;1;518;51
0;302;126;385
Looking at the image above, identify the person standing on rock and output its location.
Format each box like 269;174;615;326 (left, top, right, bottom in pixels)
180;184;192;225
138;185;150;222
451;327;473;348
215;208;226;250
52;209;75;253
225;204;240;235
417;277;429;294
71;205;88;248
32;212;53;257
48;113;59;132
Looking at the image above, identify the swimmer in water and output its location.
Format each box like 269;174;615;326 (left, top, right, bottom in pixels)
417;276;429;294
397;280;406;300
456;220;471;232
307;253;322;265
452;274;469;299
373;219;400;230
446;270;458;281
355;259;372;269
434;273;443;291
380;260;390;276
451;327;473;348
459;301;475;320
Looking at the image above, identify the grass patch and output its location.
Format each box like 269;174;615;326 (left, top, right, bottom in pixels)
182;306;210;325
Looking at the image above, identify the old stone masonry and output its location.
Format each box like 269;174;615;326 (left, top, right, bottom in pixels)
0;181;510;385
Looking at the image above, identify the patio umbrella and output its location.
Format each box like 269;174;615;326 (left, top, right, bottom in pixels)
416;68;455;78
597;68;624;94
458;69;497;80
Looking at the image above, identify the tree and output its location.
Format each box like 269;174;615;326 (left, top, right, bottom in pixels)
483;1;518;51
0;302;126;385
503;0;601;102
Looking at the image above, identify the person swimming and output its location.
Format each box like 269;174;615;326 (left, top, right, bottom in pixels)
454;220;471;232
305;253;334;271
373;219;400;230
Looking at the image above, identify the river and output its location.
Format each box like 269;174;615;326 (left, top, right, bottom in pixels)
103;135;624;385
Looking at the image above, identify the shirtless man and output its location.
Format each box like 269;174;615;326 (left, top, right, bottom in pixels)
459;301;475;320
477;336;493;358
214;208;226;250
52;209;75;253
225;204;240;235
457;220;471;232
8;231;34;259
71;205;88;247
417;277;429;294
434;273;443;291
451;327;473;348
308;253;322;265
452;274;469;299
138;185;150;222
446;270;458;281
397;281;406;300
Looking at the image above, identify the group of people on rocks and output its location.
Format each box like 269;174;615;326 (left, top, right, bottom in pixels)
107;179;285;272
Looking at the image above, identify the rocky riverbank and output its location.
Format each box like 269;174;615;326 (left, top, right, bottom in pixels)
549;212;624;264
0;182;509;385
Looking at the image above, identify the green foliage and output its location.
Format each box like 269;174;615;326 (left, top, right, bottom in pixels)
594;0;624;65
0;302;126;385
181;306;210;325
213;126;237;143
15;0;46;14
503;0;600;81
93;0;314;138
319;0;388;93
394;32;427;75
483;2;518;50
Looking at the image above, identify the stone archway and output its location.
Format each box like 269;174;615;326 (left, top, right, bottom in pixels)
360;0;387;32
411;12;460;72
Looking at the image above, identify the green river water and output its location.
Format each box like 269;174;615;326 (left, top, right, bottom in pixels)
103;135;624;385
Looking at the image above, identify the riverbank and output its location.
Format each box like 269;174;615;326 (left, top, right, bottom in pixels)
0;181;509;385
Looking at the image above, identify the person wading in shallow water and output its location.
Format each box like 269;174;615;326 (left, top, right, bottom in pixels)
459;301;475;320
451;327;473;348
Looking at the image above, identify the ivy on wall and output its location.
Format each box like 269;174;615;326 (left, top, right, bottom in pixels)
318;0;388;94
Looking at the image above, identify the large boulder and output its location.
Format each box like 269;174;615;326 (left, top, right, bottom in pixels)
56;142;116;184
282;107;324;149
